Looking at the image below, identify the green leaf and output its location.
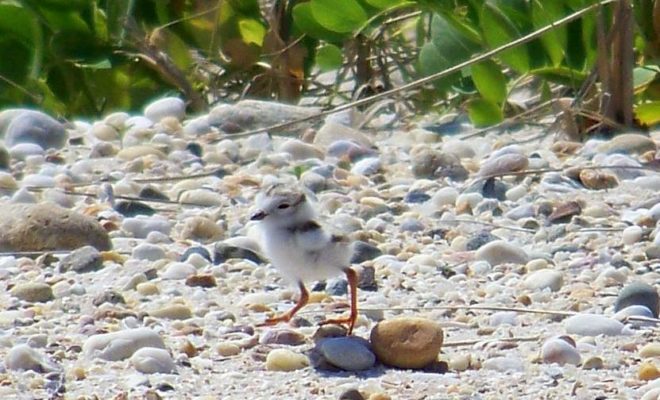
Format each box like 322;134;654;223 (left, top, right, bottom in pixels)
634;66;659;90
471;60;507;105
316;43;343;71
480;1;529;73
531;0;567;65
430;13;480;66
238;18;266;46
365;0;406;9
635;101;660;126
292;3;346;42
467;98;503;126
418;42;456;95
530;66;587;86
310;0;367;33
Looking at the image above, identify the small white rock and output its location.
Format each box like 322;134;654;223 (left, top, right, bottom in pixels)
541;337;581;365
130;347;175;374
622;225;643;245
523;269;563;292
83;328;166;361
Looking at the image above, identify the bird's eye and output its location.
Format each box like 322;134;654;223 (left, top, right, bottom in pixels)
277;203;290;209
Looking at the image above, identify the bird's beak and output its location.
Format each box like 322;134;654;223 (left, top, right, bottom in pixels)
250;210;267;221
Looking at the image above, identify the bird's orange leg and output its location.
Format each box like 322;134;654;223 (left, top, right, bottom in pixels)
319;267;358;335
258;282;309;326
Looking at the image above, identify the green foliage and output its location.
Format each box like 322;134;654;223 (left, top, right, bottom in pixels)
0;0;655;131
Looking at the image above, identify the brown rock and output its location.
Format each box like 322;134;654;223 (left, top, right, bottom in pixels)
578;169;618;190
0;202;111;251
185;274;217;288
370;317;443;369
548;201;582;224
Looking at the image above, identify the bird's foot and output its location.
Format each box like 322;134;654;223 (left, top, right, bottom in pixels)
257;314;292;327
319;315;356;335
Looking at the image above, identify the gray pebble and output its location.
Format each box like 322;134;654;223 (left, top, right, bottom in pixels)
4;110;67;149
59;246;103;273
132;243;166;261
614;281;659;317
319;337;375;371
122;216;172;238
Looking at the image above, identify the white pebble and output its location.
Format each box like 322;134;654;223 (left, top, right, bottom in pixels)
83;328;166;361
265;349;309;371
622;225;643;245
130;347;175;374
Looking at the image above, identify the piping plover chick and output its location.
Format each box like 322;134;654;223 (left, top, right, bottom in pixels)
250;183;358;334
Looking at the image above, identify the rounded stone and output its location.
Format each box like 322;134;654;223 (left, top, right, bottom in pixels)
265;348;309;371
59;245;103;273
130;347;175;374
179;216;223;242
319;337;375;371
278;139;323;160
149;304;192;320
640;343;660;358
523;269;563;292
10;283;54;303
370;317;443;369
475;240;529;265
597;133;656;155
144;97;186;122
541;337;581;365
5;344;55;372
4;110;67;149
614;281;659;317
564;313;626;336
0;203;111;252
132;243;167;261
83;328;165;361
259;329;306;346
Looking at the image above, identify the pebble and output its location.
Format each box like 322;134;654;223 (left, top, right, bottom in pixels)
351;241;383;264
10;283;54;302
622;225;644;245
161;262;197;280
132;243;167;261
477;153;528;177
370;317;443;369
83;328;166;361
180;216;223;242
185;274;217;288
410;147;467;181
149;304;192;320
597;133;656;155
5;344;56;372
3;110;67;149
116;145;165;161
640;343;660;358
0;203;111;251
144;97;186;122
639;362;660;381
278;139;323;160
541;337;581;365
523;269;563;292
614;281;659;317
265;349;309;371
214;243;264;264
474;240;529;265
59;246;104;273
482;356;525;372
259;329;306;346
122;216;172;238
319;337;375;371
130;347;176;374
564;313;628;336
465;231;498;251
